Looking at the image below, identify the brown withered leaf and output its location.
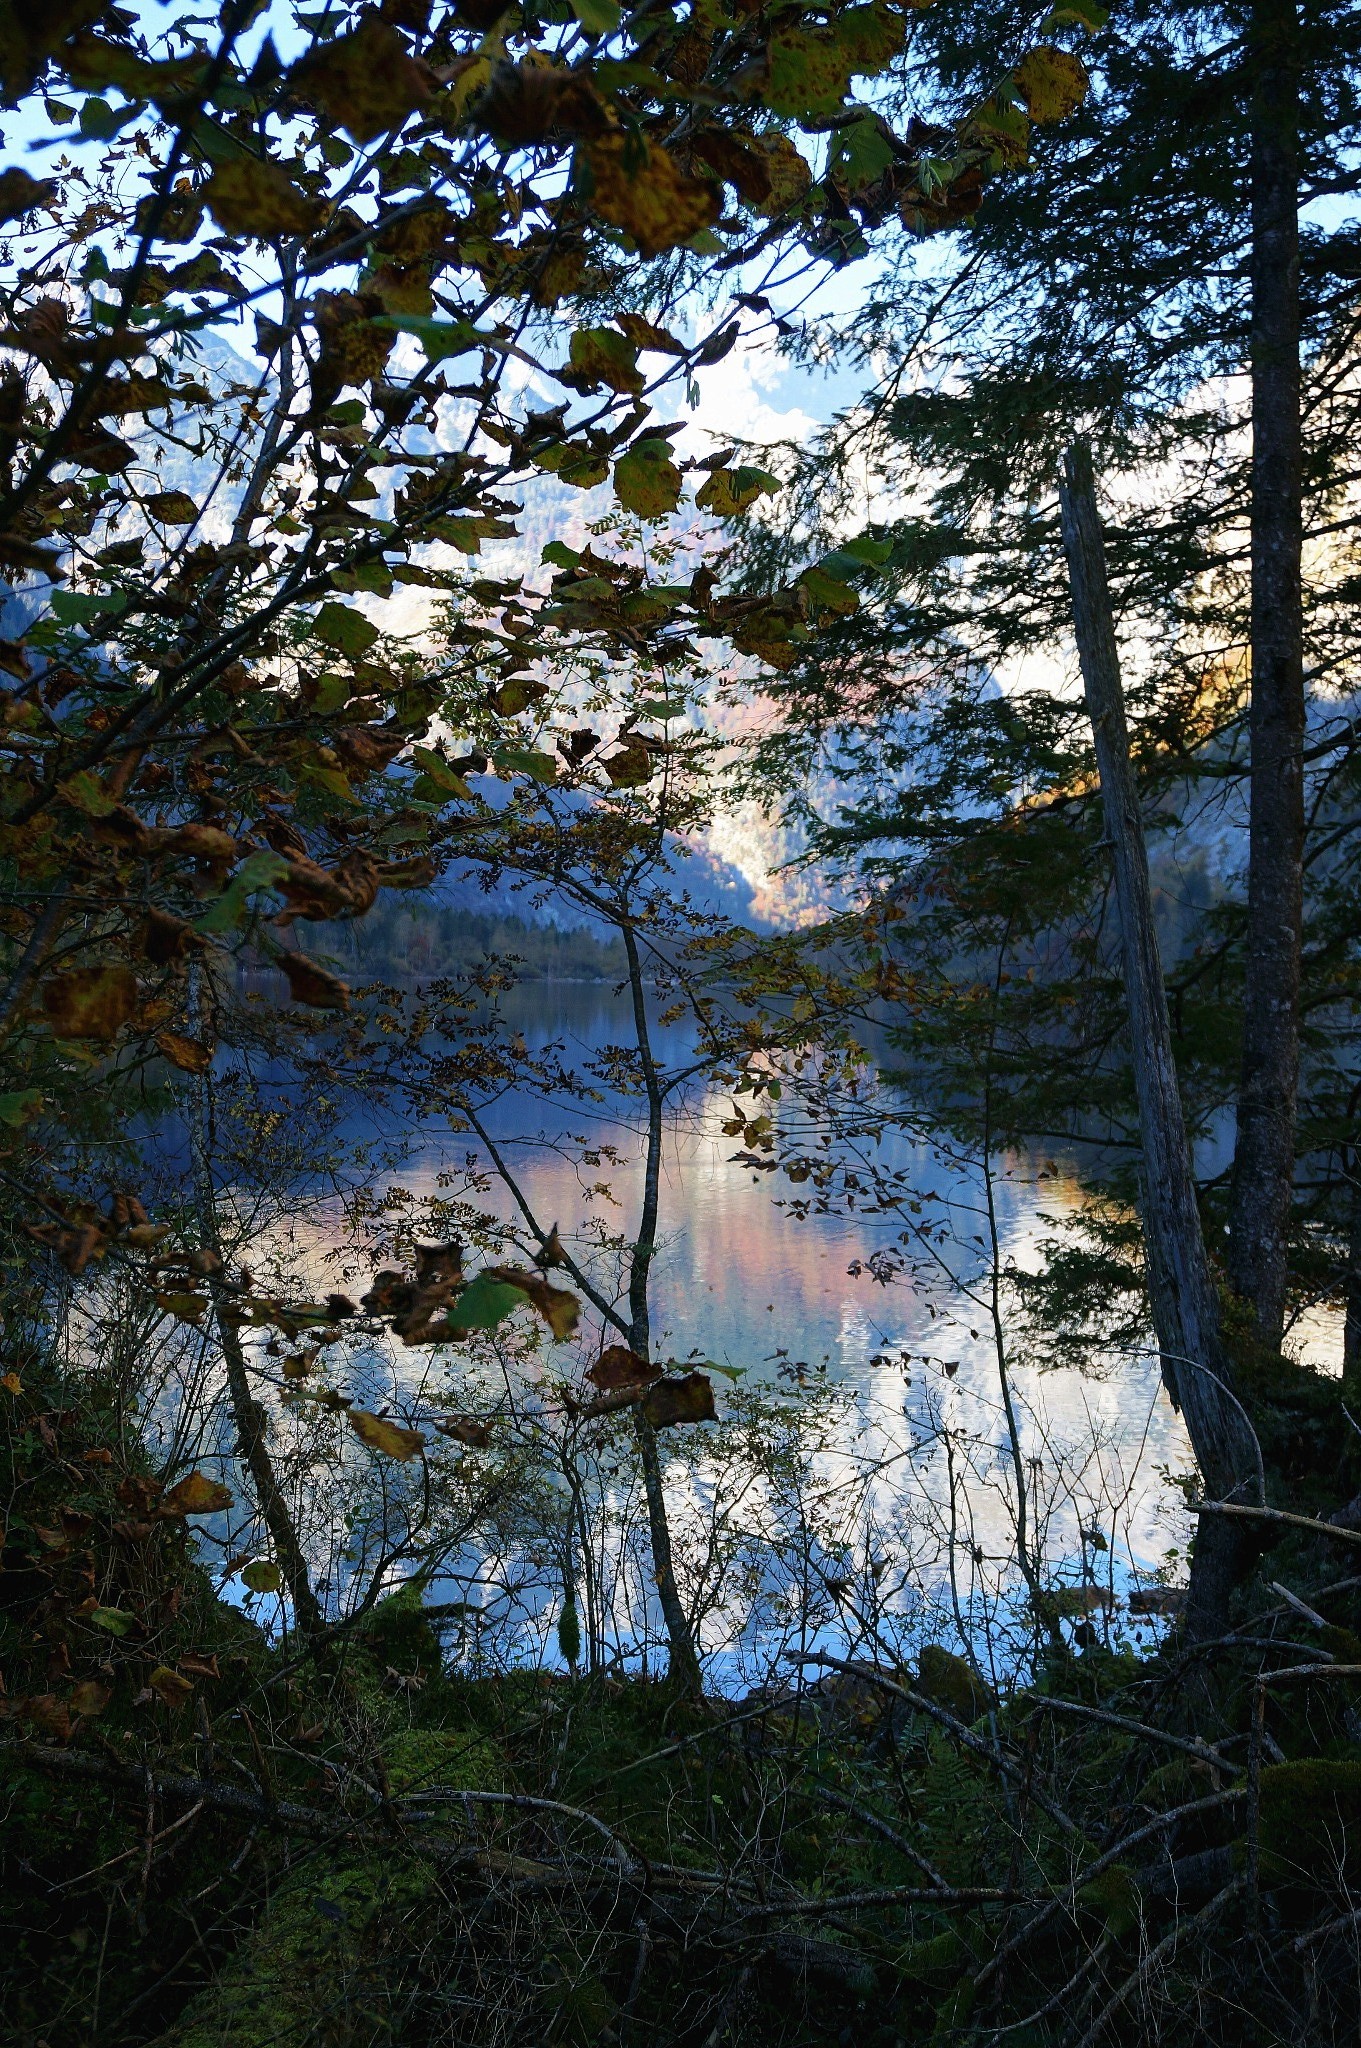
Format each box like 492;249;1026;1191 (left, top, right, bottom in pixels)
291;14;433;143
178;1652;220;1679
163;1472;233;1516
282;1347;319;1379
69;1679;111;1717
154;822;239;864
433;1413;493;1448
642;1371;717;1428
278;954;351;1010
275;851;379;925
582;135;720;258
155;1031;214;1075
482;1266;579;1341
41;965;137;1041
23;1693;71;1740
349;1409;426;1460
0;166;55;224
203;156;325;239
312;293;396;405
587;1345;661;1392
615;312;686;356
141;909;203;965
479;60;611;148
414;1240;464;1288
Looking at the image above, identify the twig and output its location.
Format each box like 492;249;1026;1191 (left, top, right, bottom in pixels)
1067;1878;1246;2048
1189;1498;1361;1550
793;1653;1080;1837
1014;1692;1241;1776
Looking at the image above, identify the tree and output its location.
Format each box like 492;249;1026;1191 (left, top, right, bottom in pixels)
736;0;1361;1353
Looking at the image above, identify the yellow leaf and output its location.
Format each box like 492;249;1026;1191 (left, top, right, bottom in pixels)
203;157;324;238
290;15;433;144
148;1665;194;1706
41;965;137;1041
1014;45;1089;123
155;1031;214;1074
163;1472;233;1515
69;1680;111;1717
581;135;720;258
350;1409;426;1460
241;1558;282;1593
2;1371;21;1394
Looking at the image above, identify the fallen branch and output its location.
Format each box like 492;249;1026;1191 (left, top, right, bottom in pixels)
1014;1692;1241;1777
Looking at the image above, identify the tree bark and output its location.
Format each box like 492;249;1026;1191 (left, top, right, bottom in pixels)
622;922;702;1693
1228;0;1304;1347
1060;442;1258;1636
185;971;325;1644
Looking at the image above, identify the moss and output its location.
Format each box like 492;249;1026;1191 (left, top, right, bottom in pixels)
915;1645;995;1725
1077;1861;1142;1938
1259;1759;1361;1889
166;1850;440;2048
383;1725;500;1796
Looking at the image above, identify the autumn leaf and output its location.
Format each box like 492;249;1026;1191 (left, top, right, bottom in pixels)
616;312;685;355
1013;45;1089;123
144;490;199;525
148;1664;194;1706
433;1413;493;1447
41;965;137;1040
642;1371;717;1428
603;737;655;787
350;1408;426;1460
587;1345;661;1391
614;438;683;518
278;954;351;1010
0;166;54;224
581;135;720;258
69;1679;111;1717
563;326;643;395
163;1472;233;1515
695;465;781;517
155;1290;209;1324
203;157;324;238
155;1032;214;1075
291;14;433;144
483;1267;579;1340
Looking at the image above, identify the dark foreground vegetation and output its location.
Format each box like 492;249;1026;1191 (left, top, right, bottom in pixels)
6;1346;1361;2048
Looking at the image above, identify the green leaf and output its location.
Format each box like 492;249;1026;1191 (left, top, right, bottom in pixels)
312;602;380;657
1042;0;1109;30
493;746;557;784
564;327;643;395
542;542;581;570
572;0;621;28
373;313;479;361
799;564;860;615
829;114;896;193
58;769;119;817
839;534;894;566
0;1089;43;1127
241;1558;282;1594
90;1606;135;1636
49;588;128;628
448;1274;531;1329
614;438;683;517
410;746;473;799
196;851;292;935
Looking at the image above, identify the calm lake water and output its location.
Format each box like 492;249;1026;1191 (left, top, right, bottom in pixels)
212;979;1341;1684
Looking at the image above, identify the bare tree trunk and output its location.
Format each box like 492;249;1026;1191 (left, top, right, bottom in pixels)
185;970;325;1644
1060;442;1258;1637
1229;0;1304;1347
622;921;701;1694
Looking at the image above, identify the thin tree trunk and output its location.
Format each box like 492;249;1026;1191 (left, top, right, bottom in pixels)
622;921;701;1693
185;970;325;1644
1060;442;1258;1637
1228;0;1304;1347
